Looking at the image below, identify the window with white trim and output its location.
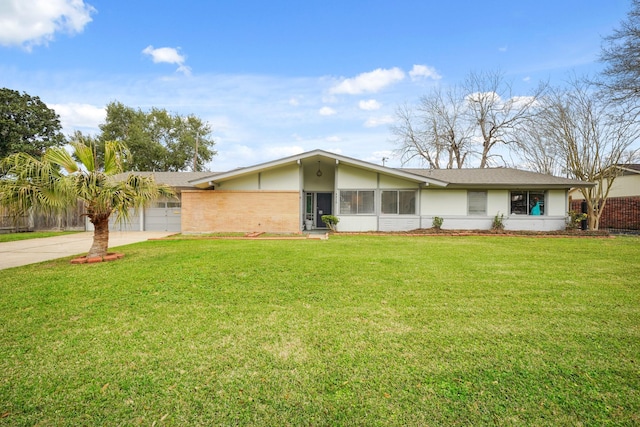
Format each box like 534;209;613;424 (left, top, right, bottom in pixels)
381;190;416;214
340;190;375;214
467;191;487;215
510;191;545;215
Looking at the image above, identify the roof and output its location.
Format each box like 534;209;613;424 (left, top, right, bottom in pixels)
113;150;594;190
616;164;640;175
188;149;448;188
111;172;215;189
400;167;593;189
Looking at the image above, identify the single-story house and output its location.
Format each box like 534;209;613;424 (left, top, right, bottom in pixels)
109;149;593;233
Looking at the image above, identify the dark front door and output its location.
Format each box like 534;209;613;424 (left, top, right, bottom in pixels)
316;193;333;228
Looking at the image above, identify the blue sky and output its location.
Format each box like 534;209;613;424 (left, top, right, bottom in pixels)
0;0;631;171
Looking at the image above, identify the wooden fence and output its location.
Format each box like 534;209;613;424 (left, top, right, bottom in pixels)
0;201;86;233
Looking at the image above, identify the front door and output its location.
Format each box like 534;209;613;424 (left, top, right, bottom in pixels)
316;193;332;228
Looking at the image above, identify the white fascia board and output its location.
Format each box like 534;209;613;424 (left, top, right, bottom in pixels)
188;149;449;188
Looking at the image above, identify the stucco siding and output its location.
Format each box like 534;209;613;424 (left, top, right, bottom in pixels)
181;190;300;233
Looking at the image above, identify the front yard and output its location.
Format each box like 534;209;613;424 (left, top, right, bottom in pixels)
1;235;638;425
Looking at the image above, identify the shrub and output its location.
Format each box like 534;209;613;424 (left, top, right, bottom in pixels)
492;213;505;231
321;215;340;232
566;210;588;230
432;216;444;230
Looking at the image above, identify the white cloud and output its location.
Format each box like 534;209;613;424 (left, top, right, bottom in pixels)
409;64;441;81
264;145;305;159
326;136;341;143
319;106;337;116
330;67;405;95
289;97;300;106
364;150;395;166
142;45;192;75
523;76;531;83
0;0;95;49
358;99;381;111
50;102;105;132
364;115;395;128
499;46;508;52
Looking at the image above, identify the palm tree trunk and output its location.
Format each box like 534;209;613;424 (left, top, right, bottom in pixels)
88;216;110;258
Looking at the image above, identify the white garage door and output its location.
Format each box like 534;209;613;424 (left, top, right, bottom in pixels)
108;209;141;231
144;200;181;232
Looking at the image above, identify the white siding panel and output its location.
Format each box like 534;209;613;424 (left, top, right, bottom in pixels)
547;189;567;216
505;216;567;231
220;174;259;190
379;217;421;231
421;189;467;215
487;190;509;216
338;165;377;189
379;174;419;189
261;164;300;190
337;215;378;232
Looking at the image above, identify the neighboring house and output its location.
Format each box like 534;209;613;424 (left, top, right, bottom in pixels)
106;150;593;233
569;164;640;231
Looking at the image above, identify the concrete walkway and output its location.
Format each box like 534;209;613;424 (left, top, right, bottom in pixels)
0;231;174;270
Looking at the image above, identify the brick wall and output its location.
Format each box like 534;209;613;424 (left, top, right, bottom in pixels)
570;196;640;230
181;190;301;233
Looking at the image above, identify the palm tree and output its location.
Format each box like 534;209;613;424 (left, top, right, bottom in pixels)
0;140;174;259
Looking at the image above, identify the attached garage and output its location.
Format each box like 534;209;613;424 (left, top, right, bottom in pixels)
144;199;182;232
106;171;213;233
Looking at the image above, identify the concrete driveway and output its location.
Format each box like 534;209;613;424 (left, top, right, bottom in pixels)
0;231;174;270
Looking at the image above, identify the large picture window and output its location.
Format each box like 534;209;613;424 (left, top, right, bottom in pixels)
467;191;487;215
381;190;416;215
340;190;375;214
511;191;545;215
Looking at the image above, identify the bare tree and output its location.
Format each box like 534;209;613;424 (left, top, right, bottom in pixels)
463;70;547;168
515;120;566;176
393;70;546;169
537;78;640;229
392;102;444;169
599;0;640;103
392;87;474;169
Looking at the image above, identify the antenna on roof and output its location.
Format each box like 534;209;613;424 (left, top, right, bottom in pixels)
382;157;388;166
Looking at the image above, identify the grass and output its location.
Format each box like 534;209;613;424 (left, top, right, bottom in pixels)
0;230;80;243
1;235;639;426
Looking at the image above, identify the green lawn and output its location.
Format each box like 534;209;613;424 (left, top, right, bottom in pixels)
0;230;80;243
1;235;638;426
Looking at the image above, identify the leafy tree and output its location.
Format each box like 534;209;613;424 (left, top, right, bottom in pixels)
600;0;640;103
0;88;65;159
99;101;216;171
0;140;174;258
